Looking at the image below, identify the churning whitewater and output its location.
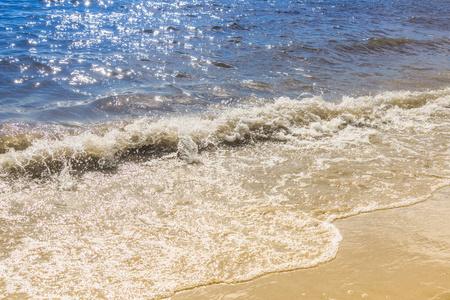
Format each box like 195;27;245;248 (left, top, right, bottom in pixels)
0;88;449;299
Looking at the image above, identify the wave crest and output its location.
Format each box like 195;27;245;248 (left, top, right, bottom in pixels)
0;88;449;177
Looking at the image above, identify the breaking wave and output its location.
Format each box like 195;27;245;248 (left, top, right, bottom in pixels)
0;88;449;177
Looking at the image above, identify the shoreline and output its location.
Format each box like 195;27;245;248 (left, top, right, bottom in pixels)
171;186;450;300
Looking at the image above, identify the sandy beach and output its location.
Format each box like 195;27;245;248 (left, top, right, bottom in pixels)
172;186;450;300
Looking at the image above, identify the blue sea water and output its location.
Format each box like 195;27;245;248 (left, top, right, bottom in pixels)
0;0;449;124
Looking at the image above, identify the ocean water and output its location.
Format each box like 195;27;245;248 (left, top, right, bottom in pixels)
0;0;449;299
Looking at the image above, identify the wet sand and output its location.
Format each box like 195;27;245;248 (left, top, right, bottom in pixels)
171;186;450;300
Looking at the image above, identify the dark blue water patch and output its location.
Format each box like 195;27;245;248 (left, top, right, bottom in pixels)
408;16;450;31
334;37;450;55
0;0;449;124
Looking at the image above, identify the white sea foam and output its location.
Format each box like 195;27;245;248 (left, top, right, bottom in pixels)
0;88;448;176
0;88;449;299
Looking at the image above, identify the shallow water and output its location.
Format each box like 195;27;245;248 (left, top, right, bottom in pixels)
172;187;450;300
0;0;449;299
1;89;449;299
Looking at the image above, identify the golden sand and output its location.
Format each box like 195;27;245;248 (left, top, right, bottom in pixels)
172;187;450;300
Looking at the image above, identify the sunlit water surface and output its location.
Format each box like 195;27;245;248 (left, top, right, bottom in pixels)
0;0;449;299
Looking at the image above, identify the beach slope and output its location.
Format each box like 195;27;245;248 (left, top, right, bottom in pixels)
172;186;450;300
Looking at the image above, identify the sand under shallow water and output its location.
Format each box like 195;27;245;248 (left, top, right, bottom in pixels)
172;186;450;300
